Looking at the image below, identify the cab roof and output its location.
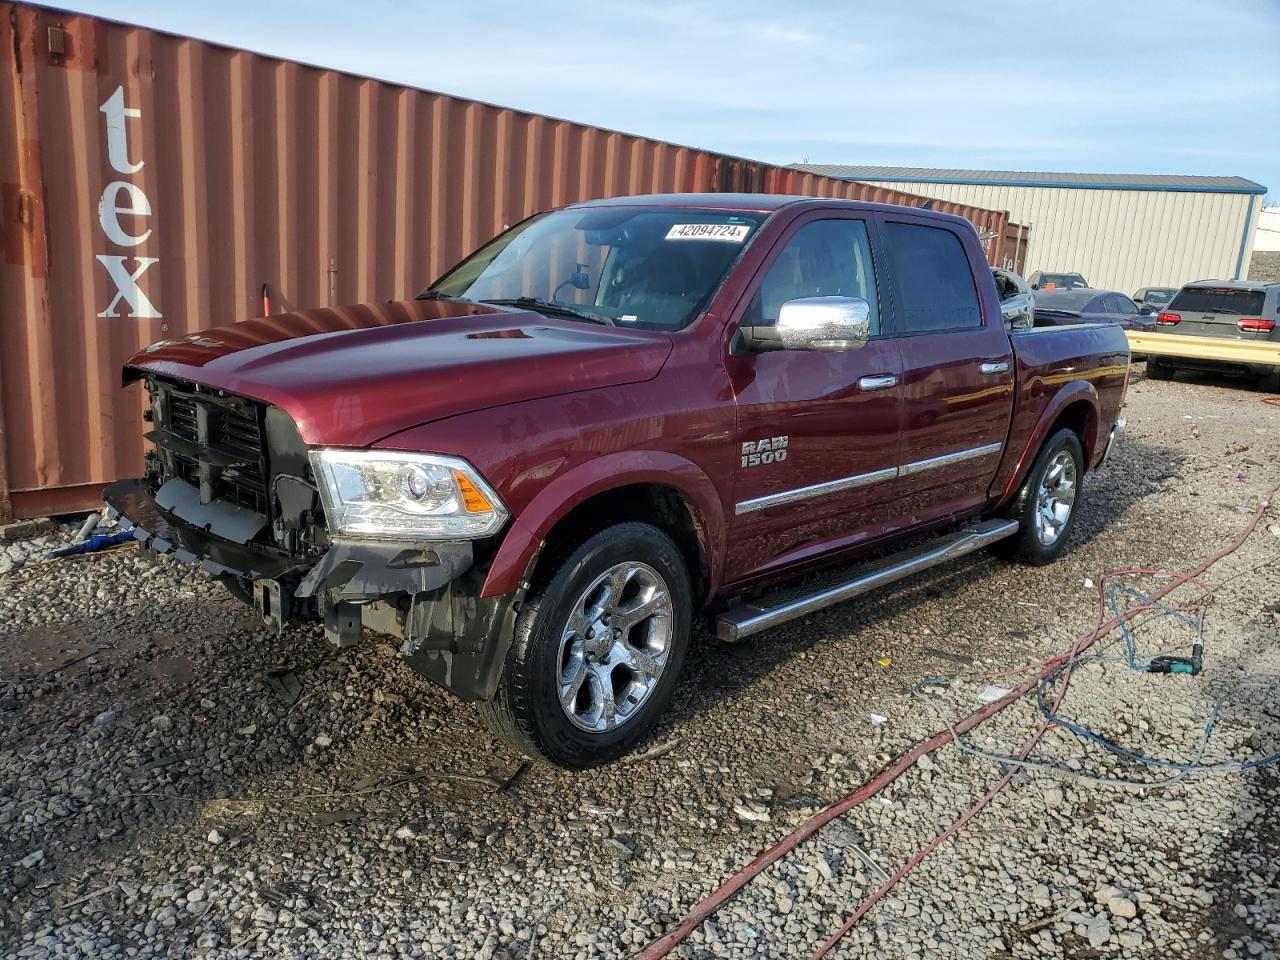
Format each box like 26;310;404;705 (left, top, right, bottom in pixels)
566;192;973;227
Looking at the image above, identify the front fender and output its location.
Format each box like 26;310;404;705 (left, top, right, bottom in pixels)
479;451;727;601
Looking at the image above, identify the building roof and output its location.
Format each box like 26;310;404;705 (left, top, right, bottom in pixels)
792;165;1268;195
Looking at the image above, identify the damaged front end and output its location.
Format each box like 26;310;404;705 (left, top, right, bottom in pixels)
104;375;520;702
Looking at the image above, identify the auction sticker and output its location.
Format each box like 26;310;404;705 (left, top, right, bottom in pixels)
665;223;751;242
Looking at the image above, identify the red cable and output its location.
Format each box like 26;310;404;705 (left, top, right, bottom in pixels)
806;480;1278;959
1263;396;1280;408
636;481;1277;960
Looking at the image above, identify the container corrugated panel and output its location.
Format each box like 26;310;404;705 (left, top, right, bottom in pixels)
0;2;1016;520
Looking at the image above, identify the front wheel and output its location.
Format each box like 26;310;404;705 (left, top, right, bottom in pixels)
994;428;1084;566
1145;358;1174;380
477;522;692;768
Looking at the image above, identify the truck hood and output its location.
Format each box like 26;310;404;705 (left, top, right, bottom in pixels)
125;299;673;446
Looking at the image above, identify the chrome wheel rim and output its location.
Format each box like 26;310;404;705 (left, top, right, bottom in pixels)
556;561;673;733
1035;451;1077;546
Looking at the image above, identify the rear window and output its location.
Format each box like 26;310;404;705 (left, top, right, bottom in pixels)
1039;273;1088;289
1168;287;1265;315
1034;289;1095;311
883;222;982;332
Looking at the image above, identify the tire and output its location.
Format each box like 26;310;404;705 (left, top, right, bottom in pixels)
1262;366;1280;394
477;522;692;768
993;428;1085;566
1145;358;1174;381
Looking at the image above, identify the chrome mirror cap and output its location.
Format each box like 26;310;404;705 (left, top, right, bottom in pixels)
1001;292;1036;329
776;296;872;351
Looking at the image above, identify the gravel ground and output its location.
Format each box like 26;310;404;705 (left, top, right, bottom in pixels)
2;369;1278;960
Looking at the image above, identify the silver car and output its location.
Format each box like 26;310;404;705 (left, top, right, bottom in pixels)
1148;280;1280;390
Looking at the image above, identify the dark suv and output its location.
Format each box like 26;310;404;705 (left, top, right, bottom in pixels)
1150;281;1280;388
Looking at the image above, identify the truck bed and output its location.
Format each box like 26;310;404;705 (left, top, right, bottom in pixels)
993;322;1130;504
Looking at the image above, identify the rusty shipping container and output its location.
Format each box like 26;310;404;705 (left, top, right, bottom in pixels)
0;2;1023;521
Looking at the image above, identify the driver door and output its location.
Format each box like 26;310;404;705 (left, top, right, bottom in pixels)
723;214;903;584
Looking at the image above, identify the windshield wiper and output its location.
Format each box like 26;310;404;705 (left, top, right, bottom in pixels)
414;290;470;302
481;297;613;326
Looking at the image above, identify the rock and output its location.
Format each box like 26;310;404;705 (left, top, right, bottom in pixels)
1095;883;1124;904
252;904;278;925
1087;914;1112;948
733;802;771;823
1043;786;1065;808
1118;930;1144;949
1108;896;1137;919
313;734;333;748
207;829;225;844
602;838;634;860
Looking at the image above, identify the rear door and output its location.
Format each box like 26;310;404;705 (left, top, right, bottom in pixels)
878;214;1015;524
723;213;903;582
1165;286;1270;339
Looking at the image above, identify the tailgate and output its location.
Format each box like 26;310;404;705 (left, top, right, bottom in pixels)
1174;312;1265;340
1164;287;1273;341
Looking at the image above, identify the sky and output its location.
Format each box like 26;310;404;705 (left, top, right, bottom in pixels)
65;0;1280;201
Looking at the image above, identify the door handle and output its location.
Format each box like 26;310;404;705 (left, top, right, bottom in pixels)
858;374;899;392
980;361;1010;375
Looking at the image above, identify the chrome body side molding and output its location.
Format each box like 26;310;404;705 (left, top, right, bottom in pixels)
734;442;1004;514
735;467;898;516
898;442;1003;478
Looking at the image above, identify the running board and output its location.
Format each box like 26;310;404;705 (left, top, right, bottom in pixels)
715;519;1019;643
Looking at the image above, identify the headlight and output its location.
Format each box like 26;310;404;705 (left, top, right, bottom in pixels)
309;449;508;540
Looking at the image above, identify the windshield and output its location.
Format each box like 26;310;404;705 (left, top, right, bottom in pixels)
426;206;765;331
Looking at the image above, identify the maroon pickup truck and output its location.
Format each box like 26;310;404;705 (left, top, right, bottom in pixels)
105;194;1128;767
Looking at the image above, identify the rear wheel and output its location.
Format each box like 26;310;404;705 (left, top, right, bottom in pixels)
994;428;1084;566
1145;358;1174;380
477;522;692;768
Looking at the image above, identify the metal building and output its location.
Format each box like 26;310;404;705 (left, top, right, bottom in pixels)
796;165;1268;295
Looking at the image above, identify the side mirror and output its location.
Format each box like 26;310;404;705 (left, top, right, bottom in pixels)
1138;304;1156;315
739;296;872;352
1001;292;1035;329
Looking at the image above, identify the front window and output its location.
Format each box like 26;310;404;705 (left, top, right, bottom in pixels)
741;219;881;333
427;206;765;331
